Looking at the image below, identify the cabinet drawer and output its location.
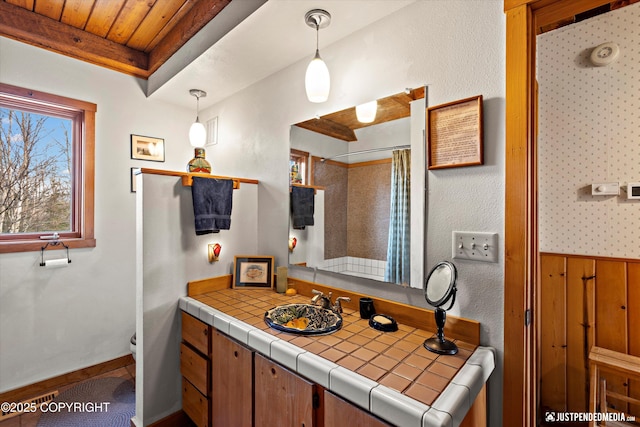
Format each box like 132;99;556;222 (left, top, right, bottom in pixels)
182;312;210;356
183;378;209;427
181;342;209;396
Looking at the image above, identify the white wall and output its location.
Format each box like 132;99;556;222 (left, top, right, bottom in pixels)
198;2;505;425
0;38;196;392
136;173;258;425
538;3;640;258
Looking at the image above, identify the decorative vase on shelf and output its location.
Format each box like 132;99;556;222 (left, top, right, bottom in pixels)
188;148;211;173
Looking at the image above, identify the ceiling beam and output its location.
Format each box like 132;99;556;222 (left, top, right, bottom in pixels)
294;87;426;142
146;0;267;95
0;1;150;78
147;0;231;76
296;118;358;142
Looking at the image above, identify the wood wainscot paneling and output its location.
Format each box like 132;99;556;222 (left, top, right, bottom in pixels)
539;253;640;415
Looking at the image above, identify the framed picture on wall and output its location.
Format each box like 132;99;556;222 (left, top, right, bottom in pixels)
131;134;165;162
232;255;275;289
427;95;483;169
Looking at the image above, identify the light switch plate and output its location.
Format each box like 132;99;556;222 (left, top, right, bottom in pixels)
452;231;499;263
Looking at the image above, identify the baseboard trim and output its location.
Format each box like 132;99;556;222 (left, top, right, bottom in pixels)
0;354;134;404
145;410;194;427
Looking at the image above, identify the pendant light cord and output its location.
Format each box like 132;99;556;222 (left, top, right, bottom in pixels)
195;94;200;122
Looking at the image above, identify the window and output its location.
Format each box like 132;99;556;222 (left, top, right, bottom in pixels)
0;83;96;253
290;149;309;185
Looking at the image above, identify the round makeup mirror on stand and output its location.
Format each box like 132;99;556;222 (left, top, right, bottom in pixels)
423;261;458;355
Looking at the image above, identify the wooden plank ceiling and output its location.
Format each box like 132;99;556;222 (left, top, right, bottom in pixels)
295;87;425;142
0;0;231;78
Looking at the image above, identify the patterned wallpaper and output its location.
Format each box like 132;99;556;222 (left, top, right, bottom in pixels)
537;3;640;259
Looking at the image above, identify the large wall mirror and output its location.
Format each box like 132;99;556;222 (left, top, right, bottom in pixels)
288;87;426;288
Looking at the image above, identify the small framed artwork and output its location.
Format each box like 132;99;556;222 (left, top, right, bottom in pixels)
131;134;165;162
130;167;141;193
427;95;483;170
233;255;275;289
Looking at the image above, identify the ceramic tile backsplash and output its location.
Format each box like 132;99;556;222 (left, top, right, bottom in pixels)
537;3;640;258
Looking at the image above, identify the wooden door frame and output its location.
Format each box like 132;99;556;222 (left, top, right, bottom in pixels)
503;0;612;426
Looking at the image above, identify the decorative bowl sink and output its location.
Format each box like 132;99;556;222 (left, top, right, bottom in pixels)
264;304;342;335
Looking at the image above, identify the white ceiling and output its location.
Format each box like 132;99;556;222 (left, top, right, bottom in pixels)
149;0;416;110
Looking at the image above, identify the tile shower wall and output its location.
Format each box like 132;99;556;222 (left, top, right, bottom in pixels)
313;159;391;261
537;3;640;259
347;162;391;261
322;256;386;281
314;160;348;260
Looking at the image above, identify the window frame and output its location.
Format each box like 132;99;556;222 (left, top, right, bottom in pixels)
0;83;96;253
290;148;309;185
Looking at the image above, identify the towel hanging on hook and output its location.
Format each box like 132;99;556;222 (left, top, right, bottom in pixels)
40;233;71;267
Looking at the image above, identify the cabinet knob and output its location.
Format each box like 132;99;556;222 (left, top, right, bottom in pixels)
203;329;208;336
234;350;239;358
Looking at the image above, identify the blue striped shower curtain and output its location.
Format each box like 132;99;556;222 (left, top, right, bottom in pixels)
384;149;410;285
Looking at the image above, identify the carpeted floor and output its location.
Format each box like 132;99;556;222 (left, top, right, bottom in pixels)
36;377;134;427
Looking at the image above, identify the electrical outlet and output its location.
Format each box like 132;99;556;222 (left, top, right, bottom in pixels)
452;231;499;263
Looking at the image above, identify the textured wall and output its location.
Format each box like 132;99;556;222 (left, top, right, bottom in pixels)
313;160;348;259
538;3;640;258
313;160;391;261
347;162;391;260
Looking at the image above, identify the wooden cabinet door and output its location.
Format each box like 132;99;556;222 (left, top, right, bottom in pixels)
254;353;316;427
211;331;253;427
324;390;391;427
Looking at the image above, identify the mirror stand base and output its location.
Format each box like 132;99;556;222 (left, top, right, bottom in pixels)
424;337;458;355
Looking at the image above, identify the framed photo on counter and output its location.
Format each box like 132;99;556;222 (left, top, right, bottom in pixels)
232;255;275;289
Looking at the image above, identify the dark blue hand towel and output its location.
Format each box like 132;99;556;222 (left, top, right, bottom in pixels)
191;177;233;235
290;186;315;230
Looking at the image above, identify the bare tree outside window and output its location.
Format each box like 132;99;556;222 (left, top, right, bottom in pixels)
0;108;73;234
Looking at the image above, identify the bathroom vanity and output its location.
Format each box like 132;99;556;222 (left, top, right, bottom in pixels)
178;284;494;427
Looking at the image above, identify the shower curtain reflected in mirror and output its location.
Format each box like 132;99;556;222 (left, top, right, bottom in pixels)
385;149;411;285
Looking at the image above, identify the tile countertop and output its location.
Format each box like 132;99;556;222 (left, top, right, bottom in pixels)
179;289;495;427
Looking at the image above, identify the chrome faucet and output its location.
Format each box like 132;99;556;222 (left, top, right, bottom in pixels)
311;290;332;309
311;290;351;314
333;296;351;313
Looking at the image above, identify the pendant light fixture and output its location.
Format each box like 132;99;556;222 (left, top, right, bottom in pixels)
189;89;207;147
355;100;378;123
187;89;211;173
304;9;331;103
